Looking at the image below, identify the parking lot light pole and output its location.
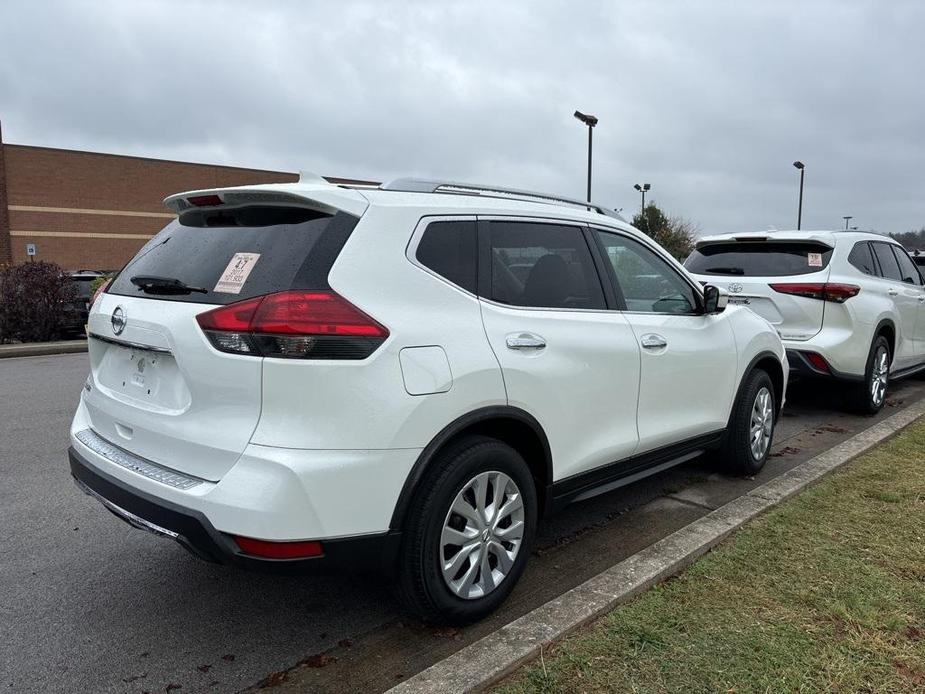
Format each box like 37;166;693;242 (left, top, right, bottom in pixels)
633;183;651;216
793;161;805;230
843;215;853;230
574;110;598;202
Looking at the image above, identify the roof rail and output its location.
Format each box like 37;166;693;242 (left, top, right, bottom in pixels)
380;178;625;221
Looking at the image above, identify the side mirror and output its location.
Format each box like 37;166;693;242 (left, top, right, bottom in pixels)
703;284;728;314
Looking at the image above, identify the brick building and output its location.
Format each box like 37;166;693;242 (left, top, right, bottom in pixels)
0;123;372;269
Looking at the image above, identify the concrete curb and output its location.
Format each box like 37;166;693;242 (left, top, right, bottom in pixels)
0;340;88;358
388;398;925;694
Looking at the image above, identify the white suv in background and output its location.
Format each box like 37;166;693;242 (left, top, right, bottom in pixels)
686;230;925;414
70;176;786;624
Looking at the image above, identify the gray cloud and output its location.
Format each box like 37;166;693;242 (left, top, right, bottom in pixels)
1;0;923;234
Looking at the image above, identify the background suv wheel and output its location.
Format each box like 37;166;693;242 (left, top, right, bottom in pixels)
850;335;890;414
396;436;537;625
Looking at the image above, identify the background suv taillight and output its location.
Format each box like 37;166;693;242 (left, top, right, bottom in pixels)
196;291;389;359
769;282;860;303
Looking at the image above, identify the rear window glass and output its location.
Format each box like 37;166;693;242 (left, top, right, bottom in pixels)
71;277;96;299
108;207;358;304
684;242;833;277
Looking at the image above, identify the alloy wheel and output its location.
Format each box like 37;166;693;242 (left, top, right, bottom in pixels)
439;471;525;600
749;386;774;460
870;346;889;407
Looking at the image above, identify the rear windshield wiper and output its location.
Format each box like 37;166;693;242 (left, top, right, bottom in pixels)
130;275;208;295
703;266;745;275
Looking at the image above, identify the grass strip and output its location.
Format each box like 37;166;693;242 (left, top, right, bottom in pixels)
497;420;925;693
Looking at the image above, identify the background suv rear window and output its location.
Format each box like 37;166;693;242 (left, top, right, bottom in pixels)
684;242;833;277
108;207;358;304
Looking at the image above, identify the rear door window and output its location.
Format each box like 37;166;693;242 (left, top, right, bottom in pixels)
891;245;923;285
684;242;833;277
872;242;903;282
108;207;358;304
415;220;477;293
487;221;605;309
848;242;878;276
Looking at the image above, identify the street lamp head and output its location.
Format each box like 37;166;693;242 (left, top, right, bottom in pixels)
634;183;642;191
573;110;598;127
793;161;805;170
643;183;651;191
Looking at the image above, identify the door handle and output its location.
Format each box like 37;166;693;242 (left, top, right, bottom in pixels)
506;333;546;351
641;333;668;349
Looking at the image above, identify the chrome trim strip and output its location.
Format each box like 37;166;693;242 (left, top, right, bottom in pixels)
75;429;204;490
73;476;179;539
88;332;172;354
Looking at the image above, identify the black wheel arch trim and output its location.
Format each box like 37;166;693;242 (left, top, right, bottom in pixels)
873;319;896;359
389;406;553;530
738;349;786;417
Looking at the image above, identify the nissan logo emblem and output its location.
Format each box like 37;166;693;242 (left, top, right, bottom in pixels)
111;306;126;335
728;283;744;294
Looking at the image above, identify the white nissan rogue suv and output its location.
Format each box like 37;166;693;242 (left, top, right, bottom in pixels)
685;230;925;414
70;176;787;624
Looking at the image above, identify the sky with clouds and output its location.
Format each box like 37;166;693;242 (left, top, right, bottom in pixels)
1;0;922;234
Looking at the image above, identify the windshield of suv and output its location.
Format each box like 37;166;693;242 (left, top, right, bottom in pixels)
107;206;358;304
684;242;833;277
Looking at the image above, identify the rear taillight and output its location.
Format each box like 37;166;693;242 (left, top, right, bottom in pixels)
196;290;389;359
769;282;860;303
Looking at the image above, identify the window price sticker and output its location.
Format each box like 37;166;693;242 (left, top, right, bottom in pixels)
214;252;261;294
808;252;823;267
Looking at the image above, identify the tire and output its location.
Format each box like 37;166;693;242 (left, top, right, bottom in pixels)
848;335;890;414
396;435;537;625
719;369;776;475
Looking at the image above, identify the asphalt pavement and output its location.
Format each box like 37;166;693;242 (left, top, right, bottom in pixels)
2;353;923;693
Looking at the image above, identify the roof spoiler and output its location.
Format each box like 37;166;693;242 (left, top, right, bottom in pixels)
163;171;369;217
696;233;835;249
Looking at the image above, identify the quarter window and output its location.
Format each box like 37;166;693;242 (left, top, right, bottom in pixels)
848;242;878;276
487;222;605;309
872;242;903;282
596;231;699;314
415;220;478;294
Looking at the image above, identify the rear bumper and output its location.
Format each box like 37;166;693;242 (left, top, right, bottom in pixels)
785;348;864;382
69;446;402;573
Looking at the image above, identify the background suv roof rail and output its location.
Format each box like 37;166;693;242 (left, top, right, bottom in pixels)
380;177;626;221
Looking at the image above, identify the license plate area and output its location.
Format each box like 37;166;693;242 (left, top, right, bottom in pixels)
95;343;190;412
